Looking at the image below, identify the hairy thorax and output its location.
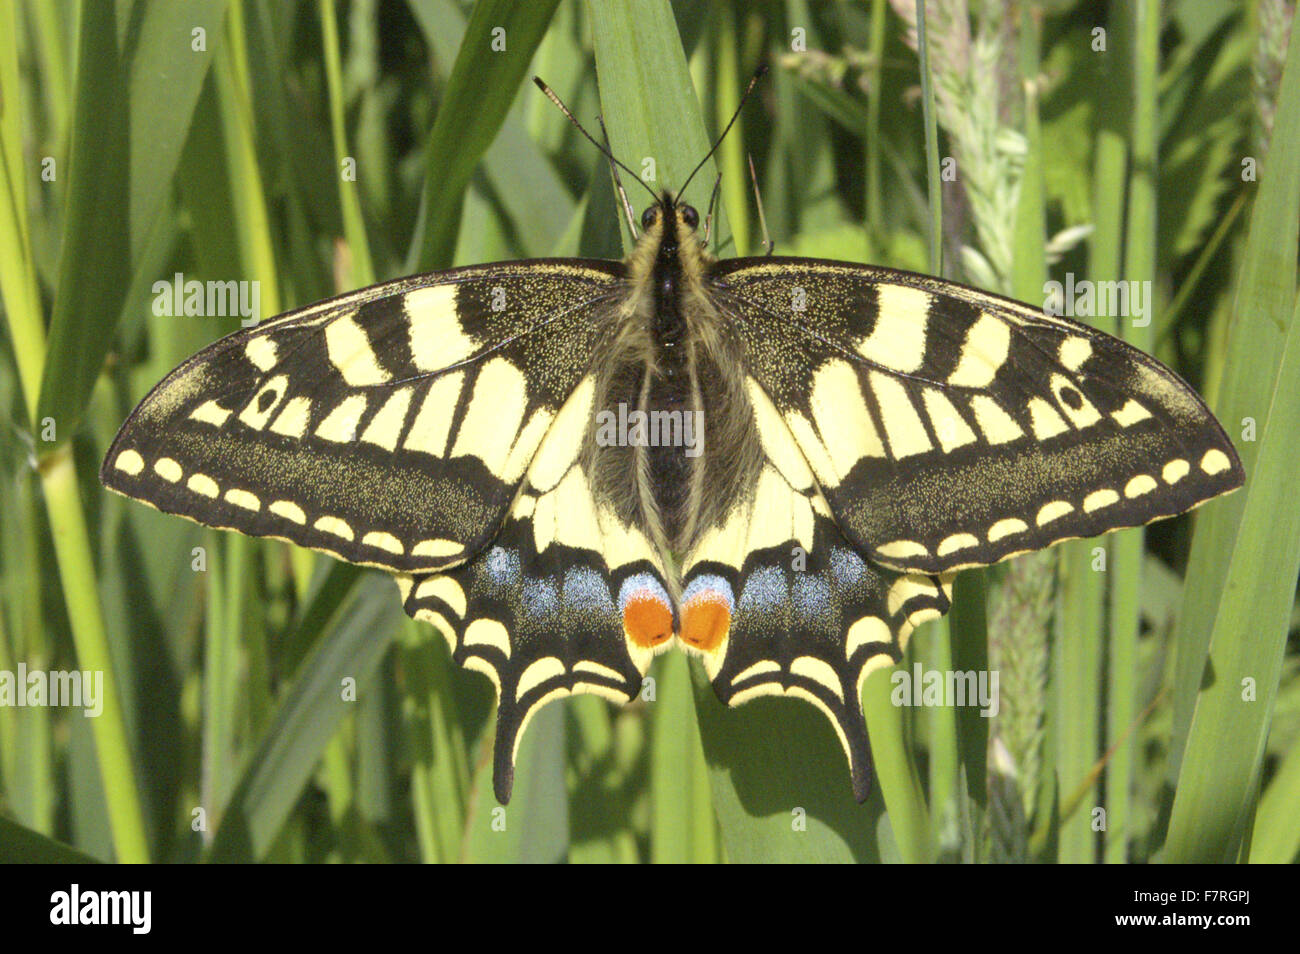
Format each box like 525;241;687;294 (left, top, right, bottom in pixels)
585;208;764;568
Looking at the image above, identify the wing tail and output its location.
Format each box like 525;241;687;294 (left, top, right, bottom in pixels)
401;428;672;803
679;443;952;799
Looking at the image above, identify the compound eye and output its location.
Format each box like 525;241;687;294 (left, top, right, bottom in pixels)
641;206;659;230
680;205;699;229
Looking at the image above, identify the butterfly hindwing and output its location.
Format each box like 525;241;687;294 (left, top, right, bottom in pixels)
102;262;623;573
400;375;674;802
711;259;1244;574
679;384;951;799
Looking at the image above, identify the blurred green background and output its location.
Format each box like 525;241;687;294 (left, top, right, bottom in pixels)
0;0;1298;863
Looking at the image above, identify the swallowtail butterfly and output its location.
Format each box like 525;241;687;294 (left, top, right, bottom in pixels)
102;73;1243;804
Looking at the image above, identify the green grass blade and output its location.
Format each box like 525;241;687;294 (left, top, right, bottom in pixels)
1162;284;1300;862
41;447;149;862
481;119;576;257
650;652;716;862
588;0;727;237
121;0;227;258
414;0;563;271
917;620;958;853
460;704;569;862
278;561;363;673
1249;725;1300;863
1162;18;1300;862
1105;0;1161;865
37;0;222;443
0;469;55;837
1051;549;1102;862
949;572;989;814
0;0;44;421
399;622;470;863
914;0;941;273
864;0;887;240
318;0;375;286
1169;4;1300;778
863;664;933;862
689;661;882;862
213;2;281;315
34;0;128;442
713;4;750;257
0;813;102;863
209;576;401;861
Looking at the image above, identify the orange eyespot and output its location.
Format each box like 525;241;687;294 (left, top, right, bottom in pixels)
622;591;673;649
680;593;731;652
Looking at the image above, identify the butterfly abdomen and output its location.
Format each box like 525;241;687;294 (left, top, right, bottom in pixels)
641;206;697;549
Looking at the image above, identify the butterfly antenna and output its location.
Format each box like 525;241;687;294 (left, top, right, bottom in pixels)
533;77;658;205
676;64;768;204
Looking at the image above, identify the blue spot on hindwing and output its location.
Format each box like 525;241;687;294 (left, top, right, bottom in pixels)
562;566;615;617
522;577;559;619
829;547;867;589
738;566;786;613
618;572;672;612
484;546;521;587
792;572;833;624
682;573;735;610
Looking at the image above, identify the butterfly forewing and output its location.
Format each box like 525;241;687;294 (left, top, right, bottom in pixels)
710;258;1244;575
102;262;623;573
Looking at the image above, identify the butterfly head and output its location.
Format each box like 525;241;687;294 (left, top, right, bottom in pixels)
639;192;701;248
